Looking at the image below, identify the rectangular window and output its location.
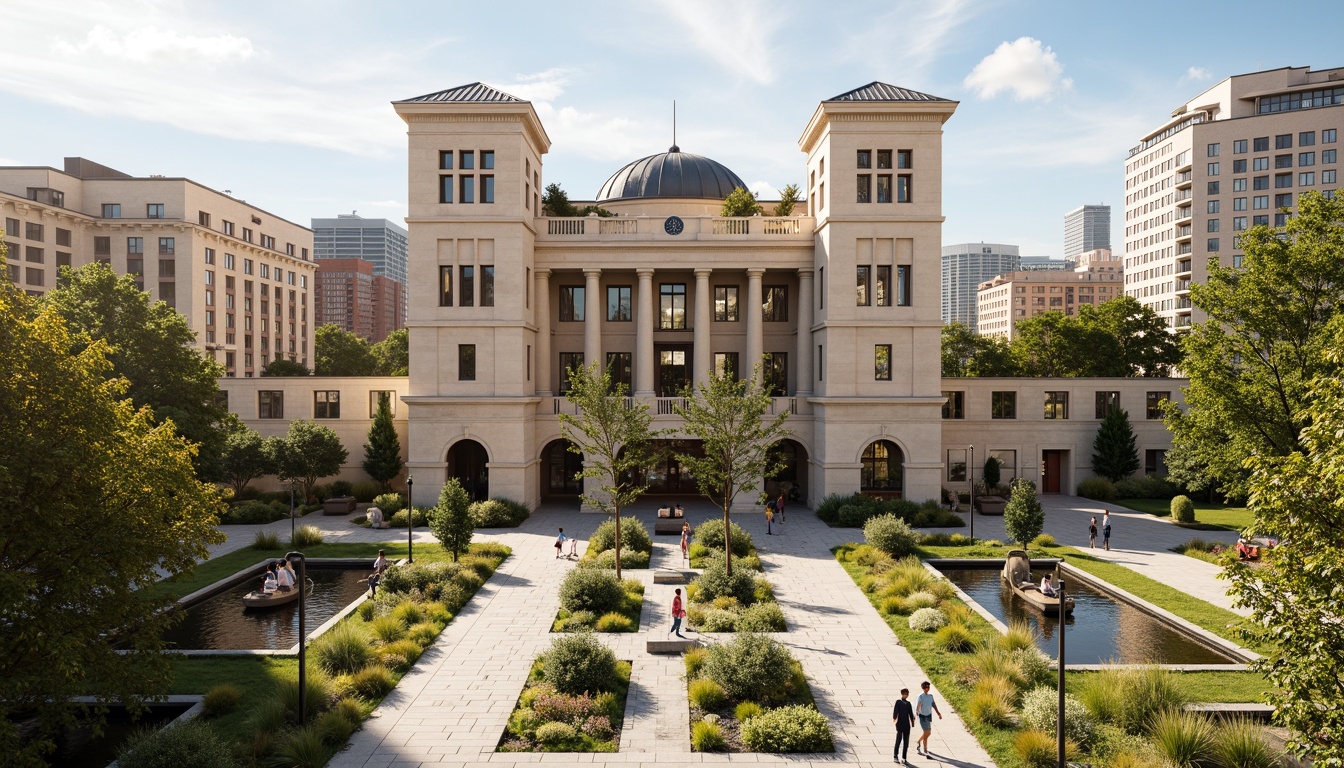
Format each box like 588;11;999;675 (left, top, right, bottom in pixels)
991;391;1016;419
897;174;912;202
439;151;453;170
1234;197;1247;210
1300;172;1316;186
874;265;892;306
439;265;453;306
947;449;967;482
439;175;453;203
856;174;872;203
126;237;143;254
713;352;739;380
1300;152;1316;167
1324;149;1338;163
480;265;494;307
560;286;585;322
370;391;396;417
558;352;584;394
607;285;631;321
763;352;787;396
1208;238;1219;251
1207;200;1220;214
25;246;43;263
1207;219;1220;233
714;285;739;321
1254;137;1269;152
1276;134;1293;149
1254;215;1269;226
1325;129;1338;144
460;265;474;307
314;390;340;418
481;175;495;203
159;237;175;255
25;222;43;241
1233;216;1248;231
25;267;44;286
244;258;254;274
1095;391;1120;418
1254;195;1269;209
481;150;494;169
1207;143;1220;157
1233;139;1247;154
459;150;474;169
1275;154;1293;169
874;344;892;380
1275;193;1293;208
877;150;893;169
459;175;475;203
1044;391;1069;419
605;352;632;390
258;391;284;419
896;265;912;306
147;204;165;219
942;391;964;419
897;150;912;168
876;174;892;203
1254;175;1270;190
763;285;788;321
856;265;871;306
1233;159;1247;173
1146;391;1169;419
199;211;211;227
1207;181;1220;195
1145;449;1168;476
242;228;253;243
856;150;871;169
1254;157;1270;171
659;283;687;329
102;203;121;218
1233;178;1247;192
1324;170;1337;185
459;345;476;380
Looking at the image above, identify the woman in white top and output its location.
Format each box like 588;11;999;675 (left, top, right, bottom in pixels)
276;560;295;591
1039;574;1057;597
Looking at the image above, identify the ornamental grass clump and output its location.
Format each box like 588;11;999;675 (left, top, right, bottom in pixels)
311;622;372;675
1150;710;1216;768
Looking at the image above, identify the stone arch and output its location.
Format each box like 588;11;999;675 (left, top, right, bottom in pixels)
859;439;905;496
446;439;490;502
766;438;810;503
540;438;583;498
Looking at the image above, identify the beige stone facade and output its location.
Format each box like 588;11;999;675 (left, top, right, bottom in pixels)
1124;66;1343;329
0;157;315;373
976;249;1123;339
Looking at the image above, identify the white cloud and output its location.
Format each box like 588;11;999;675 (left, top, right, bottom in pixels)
842;0;982;85
651;0;783;85
52;24;256;64
748;180;778;200
1183;66;1213;81
964;37;1073;101
495;68;573;102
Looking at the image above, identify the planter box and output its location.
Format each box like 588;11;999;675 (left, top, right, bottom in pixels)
323;497;357;515
975;496;1007;515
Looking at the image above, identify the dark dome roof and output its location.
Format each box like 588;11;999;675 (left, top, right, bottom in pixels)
597;147;747;202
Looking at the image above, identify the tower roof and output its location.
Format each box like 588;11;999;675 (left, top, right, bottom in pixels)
397;82;525;103
596;148;747;203
825;81;953;103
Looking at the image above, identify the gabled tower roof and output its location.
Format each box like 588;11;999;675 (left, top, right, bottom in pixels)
826;81;954;103
397;82;525;104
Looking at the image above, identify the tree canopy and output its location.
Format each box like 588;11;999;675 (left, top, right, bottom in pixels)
372;328;409;376
941;322;1016;377
263;357;311;376
362;391;403;491
314;324;378;376
541;183;613;217
1168;191;1344;498
1091;407;1140;482
429;478;473;562
219;425;276;497
773;184;801;217
274;420;349;503
721;186;764;217
0;270;225;764
1078;296;1181;376
1003;479;1045;547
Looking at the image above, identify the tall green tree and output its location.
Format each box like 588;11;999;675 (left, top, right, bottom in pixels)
941;322;1017;377
41;263;228;478
773;184;801;216
1228;323;1344;764
372;328;409;376
1078;296;1181;376
1011;311;1126;377
428;477;473;562
721;186;764;217
362;392;403;491
1002;479;1045;547
675;364;790;576
541;183;613;217
263;358;311;376
557;363;662;580
219;425;277;497
274;420;349;503
0;271;225;765
314;324;378;376
1091;407;1140;482
1170;191;1344;499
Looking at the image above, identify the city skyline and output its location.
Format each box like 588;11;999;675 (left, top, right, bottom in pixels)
2;1;1341;258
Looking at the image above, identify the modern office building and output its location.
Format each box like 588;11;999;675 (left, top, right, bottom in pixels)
1063;204;1111;260
314;257;405;342
0;157;315;374
1018;255;1074;271
1124;65;1342;329
940;242;1019;331
312;214;409;323
976;248;1123;339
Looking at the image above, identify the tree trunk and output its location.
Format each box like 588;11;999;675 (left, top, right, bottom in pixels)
722;482;733;578
614;506;622;581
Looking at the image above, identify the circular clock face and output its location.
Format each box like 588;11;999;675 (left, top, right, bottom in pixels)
664;215;684;236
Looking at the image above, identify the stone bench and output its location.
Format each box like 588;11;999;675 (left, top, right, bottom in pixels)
646;639;697;654
654;520;687;535
652;570;695;585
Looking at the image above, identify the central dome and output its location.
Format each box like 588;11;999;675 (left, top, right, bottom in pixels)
596;146;747;203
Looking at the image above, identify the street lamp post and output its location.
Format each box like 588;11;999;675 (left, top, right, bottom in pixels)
968;445;975;541
1057;566;1067;768
287;550;308;722
406;475;414;563
289;480;297;542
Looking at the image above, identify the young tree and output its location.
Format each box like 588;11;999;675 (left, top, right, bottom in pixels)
941;322;1017;377
773;183;801;216
675;364;791;576
1078;296;1181;376
1091;407;1140;482
983;456;1002;489
362;392;403;491
557;363;662;580
721;186;763;217
262;358;311;376
219;425;276;497
541;183;612;217
314;324;378;376
274;420;349;503
1002;479;1045;547
1171;191;1344;499
372;328;409;376
0;273;225;764
429;478;473;561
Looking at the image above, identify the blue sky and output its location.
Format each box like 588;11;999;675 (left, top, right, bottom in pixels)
3;0;1342;257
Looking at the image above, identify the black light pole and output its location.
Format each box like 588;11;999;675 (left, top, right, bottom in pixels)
289;479;297;542
1057;566;1067;768
968;445;975;540
406;475;414;563
287;550;308;723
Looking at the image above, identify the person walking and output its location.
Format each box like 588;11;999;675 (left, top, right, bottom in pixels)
776;492;786;524
555;528;567;558
1102;511;1112;551
669;588;687;638
892;687;915;762
568;533;579;558
765;502;775;535
914;681;941;756
680;522;690;563
1089;517;1098;549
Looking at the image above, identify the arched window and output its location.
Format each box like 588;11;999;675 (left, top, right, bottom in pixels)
861;440;903;492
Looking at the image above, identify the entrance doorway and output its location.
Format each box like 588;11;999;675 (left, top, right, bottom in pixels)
541;439;583;498
656;345;692;397
641;439;705;495
1041;450;1066;494
447;440;489;501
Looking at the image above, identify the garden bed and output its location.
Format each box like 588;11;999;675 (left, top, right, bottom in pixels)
499;635;630;752
684;634;833;753
552;569;645;632
578;517;653;569
682;521;785;632
815;492;965;528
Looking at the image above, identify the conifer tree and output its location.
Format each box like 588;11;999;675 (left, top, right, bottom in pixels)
1003;479;1045;547
362;392;403;491
1092;407;1140;482
429;478;473;561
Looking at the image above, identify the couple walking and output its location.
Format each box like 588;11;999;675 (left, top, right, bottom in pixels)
892;681;942;762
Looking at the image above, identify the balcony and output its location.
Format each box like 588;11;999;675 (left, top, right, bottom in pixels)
1175;280;1192;294
1176;259;1192;276
1177;243;1192;256
1174;189;1192;202
538;215;814;242
1175;171;1193;187
538;394;810;418
1175;225;1192;241
1176;297;1192;309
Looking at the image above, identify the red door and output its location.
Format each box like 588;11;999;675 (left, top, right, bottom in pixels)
1042;451;1063;494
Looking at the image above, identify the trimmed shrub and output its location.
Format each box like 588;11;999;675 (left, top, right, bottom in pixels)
1150;710;1216;768
1031;533;1057;548
1211;717;1279;768
1021;685;1095;748
348;664;395;699
535;721;579;746
692;518;754;556
864;514;919;557
224;500;286;525
311;622;372;675
691;719;726;751
838;504;879;527
588;517;653;554
116;720;240;768
469;498;530;528
689;678;727;710
1015;729;1079;768
908;607;947;632
740;704;834;753
702;633;795;702
594;612;635;632
559;568;626;615
698;609;738;633
252;530;280;550
1078;477;1118;500
542;633;621;695
388;507;428;528
1171;495;1196;524
372;492;406;515
692;562;756;605
735;701;763;721
737;602;787;632
1115;474;1179;500
201;684;242;718
934;622;976;652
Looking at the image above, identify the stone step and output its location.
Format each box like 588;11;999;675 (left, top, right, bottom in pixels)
652;570;695;584
646;638;698;654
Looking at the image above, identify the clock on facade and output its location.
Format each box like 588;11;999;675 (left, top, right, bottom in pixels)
663;215;684;236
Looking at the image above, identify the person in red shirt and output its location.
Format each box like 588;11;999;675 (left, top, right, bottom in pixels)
669;588;687;638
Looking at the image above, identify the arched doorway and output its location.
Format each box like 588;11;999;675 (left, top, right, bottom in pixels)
766;439;808;503
861;440;904;497
447;440;489;501
541;439;583;498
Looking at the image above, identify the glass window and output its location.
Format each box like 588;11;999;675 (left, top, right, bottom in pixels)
459;175;475;203
459;265;474;307
1207;181;1220;195
314;390;340;418
1233;197;1247;210
877;150;892;169
1208;238;1220;252
1146;391;1169;419
370;390;397;417
946;448;967;482
1207;143;1219;157
897;174;912;202
1276;134;1293;149
714;286;738;321
897;150;912;169
459;151;474;169
1300;132;1316;147
862;440;903;491
1095;391;1120;418
1275;154;1293;169
1323;149;1337;163
875;265;892;306
1254;175;1270;190
1207;162;1219;176
459;345;476;381
942;391;964;419
856;266;871;306
258;391;284;419
1233;139;1247;154
1044;391;1069;419
1233;178;1246;192
1275;193;1292;208
439;175;453;203
1207;200;1220;214
481;265;494;307
1275;173;1293;189
896;265;912;306
102;203;121;218
659;283;686;329
713;352;739;380
605;352;632;390
763;285;788;322
439;151;453;170
856;150;871;169
481;175;494;204
558;352;583;394
1253;137;1269;152
1207;219;1220;233
991;391;1016;419
607;285;631;321
560;286;584;322
1254;195;1269;209
874;344;891;380
147;204;165;219
1232;159;1247;173
763;352;787;396
1324;170;1337;184
439;266;453;306
876;174;892;203
1254;157;1269;171
481;150;494;169
856;174;871;203
1324;129;1337;143
1254;215;1269;226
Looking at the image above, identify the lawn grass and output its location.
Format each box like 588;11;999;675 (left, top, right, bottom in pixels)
1064;670;1271;704
1114;498;1253;531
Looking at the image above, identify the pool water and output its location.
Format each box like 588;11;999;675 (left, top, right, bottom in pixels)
936;567;1235;665
161;566;372;650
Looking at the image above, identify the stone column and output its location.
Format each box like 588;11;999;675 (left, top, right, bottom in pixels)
746;267;765;384
635;268;655;396
534;268;551;396
795;268;814;395
694;268;712;386
584;268;602;373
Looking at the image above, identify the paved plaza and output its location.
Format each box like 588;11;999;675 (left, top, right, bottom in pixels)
211;495;1245;767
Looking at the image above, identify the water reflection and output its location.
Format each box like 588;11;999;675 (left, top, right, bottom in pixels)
937;568;1234;665
162;566;371;650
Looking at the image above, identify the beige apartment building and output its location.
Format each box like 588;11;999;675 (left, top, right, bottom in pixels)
0;157;316;374
976;248;1123;339
1123;65;1342;329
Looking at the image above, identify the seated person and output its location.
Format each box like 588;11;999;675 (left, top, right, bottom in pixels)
1039;574;1058;597
674;503;685;518
262;565;278;594
657;505;671;518
1235;538;1260;560
275;560;295;592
